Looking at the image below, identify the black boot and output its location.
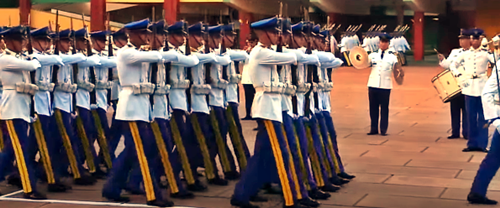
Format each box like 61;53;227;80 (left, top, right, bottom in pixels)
283;204;308;208
321;184;340;192
308;188;330;200
338;172;355;179
7;175;23;188
187;180;207;192
23;192;47;200
250;195;268;202
208;177;228;186
147;199;174;207
74;176;96;186
230;197;260;208
170;191;195;199
298;197;320;207
225;171;240;180
263;184;282;195
91;170;107;180
330;177;349;186
467;193;498;205
48;183;67;192
102;194;130;203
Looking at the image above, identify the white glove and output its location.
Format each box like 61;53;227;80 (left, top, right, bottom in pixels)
71;112;78;119
493;120;500;132
90;104;98;110
30;116;38;123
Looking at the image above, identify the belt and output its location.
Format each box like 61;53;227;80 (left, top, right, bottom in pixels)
3;86;16;90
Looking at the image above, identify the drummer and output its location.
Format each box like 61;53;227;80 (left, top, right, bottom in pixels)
438;29;470;140
366;33;404;136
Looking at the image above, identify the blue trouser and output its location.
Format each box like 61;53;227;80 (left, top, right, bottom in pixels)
76;107;100;172
211;106;237;173
315;112;338;176
465;95;488;149
450;94;468;138
307;115;335;186
233;119;297;206
103;121;164;202
282;112;308;199
228;102;251;159
171;109;198;184
95;108;112;168
51;109;89;178
471;129;500;196
294;117;318;190
322;111;345;172
109;100;122;161
0;119;39;193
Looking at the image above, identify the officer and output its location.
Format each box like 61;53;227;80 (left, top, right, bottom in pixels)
438;29;470;139
102;18;177;207
230;16;299;208
50;28;96;185
0;25;45;199
451;28;495;152
29;26;69;192
467;55;500;205
73;28;103;177
366;33;404;136
241;32;258;120
167;20;207;192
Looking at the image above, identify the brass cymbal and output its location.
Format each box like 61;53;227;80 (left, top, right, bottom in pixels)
349;46;370;69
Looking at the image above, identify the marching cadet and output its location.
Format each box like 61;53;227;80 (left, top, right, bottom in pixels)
231;16;300;208
206;25;240;180
72;28;104;178
451;28;495;152
366;33;404;136
185;22;230;186
166;20;207;192
30;26;70;192
467;53;500;205
0;25;45;199
50;28;97;186
221;23;251;172
102;18;179;207
389;32;410;66
437;29;470;139
89;30;117;173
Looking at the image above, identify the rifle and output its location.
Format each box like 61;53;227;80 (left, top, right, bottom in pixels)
184;20;193;109
304;20;314;117
106;13;113;106
150;8;158;107
82;14;96;110
50;10;60;105
163;13;171;104
70;18;78;113
204;12;212;103
276;2;284;75
221;12;228;82
26;13;36;117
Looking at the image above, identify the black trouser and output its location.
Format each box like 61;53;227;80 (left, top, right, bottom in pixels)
450;94;467;137
368;87;391;134
243;84;255;118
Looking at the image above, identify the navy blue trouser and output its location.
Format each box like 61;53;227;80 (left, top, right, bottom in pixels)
282;112;308;199
109;100;122;161
228;102;251;159
0;119;38;194
307;115;335;186
465;95;488;149
102;121;164;202
368;87;391;134
233;119;296;206
211;106;237;173
294;116;318;190
315;112;338;176
75;107;101;173
450;94;468;138
171;109;199;183
95;108;112;168
322;111;345;172
471;129;500;196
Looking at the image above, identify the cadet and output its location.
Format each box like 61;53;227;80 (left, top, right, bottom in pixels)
230;17;299;208
451;28;494;152
438;29;470;139
30;26;69;192
366;33;404;136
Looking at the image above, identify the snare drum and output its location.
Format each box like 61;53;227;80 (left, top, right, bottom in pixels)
431;69;461;103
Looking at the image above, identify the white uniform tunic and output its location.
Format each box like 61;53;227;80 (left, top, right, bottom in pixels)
209;48;231;107
168;46;200;112
367;49;399;89
189;47;217;114
53;52;87;113
32;49;64;116
93;51;117;111
110;47;121;101
75;53;101;110
0;50;41;122
248;43;297;122
451;48;495;97
225;49;249;104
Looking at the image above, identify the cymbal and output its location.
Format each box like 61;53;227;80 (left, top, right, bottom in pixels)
349;46;370;69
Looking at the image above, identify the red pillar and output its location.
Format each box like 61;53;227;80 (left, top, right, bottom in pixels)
239;10;253;49
413;11;424;61
91;0;106;31
164;0;180;25
19;0;31;25
327;13;341;24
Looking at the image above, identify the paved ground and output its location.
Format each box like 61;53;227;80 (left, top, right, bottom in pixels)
2;65;500;208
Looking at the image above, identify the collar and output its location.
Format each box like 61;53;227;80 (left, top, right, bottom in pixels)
258;42;272;49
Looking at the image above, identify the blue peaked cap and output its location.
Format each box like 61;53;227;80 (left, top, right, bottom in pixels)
251;17;280;31
124;19;150;32
188;22;205;34
222;23;237;34
283;18;291;34
312;24;321;35
50;29;73;39
458;28;469;38
470;28;484;38
31;26;51;39
168;21;187;34
208;25;222;35
379;32;392;41
90;31;109;40
148;20;167;34
291;22;305;34
0;26;27;38
320;30;329;37
74;28;88;39
112;28;127;39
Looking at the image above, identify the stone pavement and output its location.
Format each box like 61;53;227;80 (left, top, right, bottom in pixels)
2;65;500;208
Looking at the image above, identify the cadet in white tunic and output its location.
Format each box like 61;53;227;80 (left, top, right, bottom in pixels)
231;17;299;208
366;33;403;136
451;28;495;152
0;26;46;199
438;29;470;139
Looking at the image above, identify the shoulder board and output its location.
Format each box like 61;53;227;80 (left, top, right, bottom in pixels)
388;51;395;54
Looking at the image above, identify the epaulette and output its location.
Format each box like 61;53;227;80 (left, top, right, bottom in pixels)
388;51;395;54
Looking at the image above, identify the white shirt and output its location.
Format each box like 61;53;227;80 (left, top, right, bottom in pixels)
367;49;399;89
451;47;495;97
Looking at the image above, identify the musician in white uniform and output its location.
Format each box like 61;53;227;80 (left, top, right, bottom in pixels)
438;29;470;139
451;28;495;152
366;33;403;136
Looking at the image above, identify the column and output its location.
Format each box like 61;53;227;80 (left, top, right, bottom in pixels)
413;11;424;61
239;10;253;50
90;0;106;31
327;13;341;24
19;0;31;25
164;0;180;25
396;4;404;25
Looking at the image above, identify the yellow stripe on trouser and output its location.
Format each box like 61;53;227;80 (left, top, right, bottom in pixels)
0;122;4;151
343;52;351;66
209;110;232;173
282;126;302;200
169;115;195;185
190;114;215;180
150;121;179;194
91;110;113;169
6;120;32;193
54;110;81;179
327;135;341;174
317;124;332;178
129;122;155;201
293;127;310;190
225;106;247;170
305;126;324;187
264;120;293;206
75;110;96;173
32;119;56;184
